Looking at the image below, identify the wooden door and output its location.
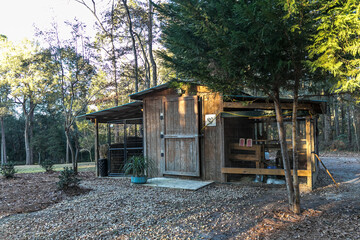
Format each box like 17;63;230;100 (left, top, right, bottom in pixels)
161;96;200;176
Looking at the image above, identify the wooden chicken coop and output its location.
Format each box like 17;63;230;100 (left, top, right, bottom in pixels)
84;82;325;189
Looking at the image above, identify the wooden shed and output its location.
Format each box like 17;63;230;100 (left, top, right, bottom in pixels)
85;83;325;189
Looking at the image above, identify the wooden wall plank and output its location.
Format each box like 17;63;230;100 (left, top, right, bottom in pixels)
311;120;318;186
202;93;223;181
143;100;147;157
144;97;162;177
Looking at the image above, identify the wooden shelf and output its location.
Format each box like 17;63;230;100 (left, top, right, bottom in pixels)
221;167;311;176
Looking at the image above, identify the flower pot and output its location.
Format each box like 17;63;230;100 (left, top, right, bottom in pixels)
131;176;147;184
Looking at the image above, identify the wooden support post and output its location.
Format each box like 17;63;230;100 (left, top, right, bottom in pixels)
160;99;165;175
107;124;111;145
311;120;317;182
107;123;111;175
124;121;128;163
95;118;99;177
143;100;147;157
306;117;313;189
314;153;339;187
220;116;227;182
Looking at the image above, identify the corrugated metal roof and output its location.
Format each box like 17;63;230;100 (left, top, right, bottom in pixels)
79;101;143;123
130;83;170;100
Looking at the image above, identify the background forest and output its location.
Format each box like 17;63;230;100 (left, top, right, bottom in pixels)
0;0;359;167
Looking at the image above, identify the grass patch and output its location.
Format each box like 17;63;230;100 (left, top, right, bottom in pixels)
15;162;95;174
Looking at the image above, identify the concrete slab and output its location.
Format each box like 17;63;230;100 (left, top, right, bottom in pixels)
144;177;214;191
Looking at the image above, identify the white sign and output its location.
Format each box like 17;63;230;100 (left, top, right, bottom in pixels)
205;114;217;127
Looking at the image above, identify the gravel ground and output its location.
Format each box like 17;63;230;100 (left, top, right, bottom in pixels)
0;178;275;239
0;155;359;239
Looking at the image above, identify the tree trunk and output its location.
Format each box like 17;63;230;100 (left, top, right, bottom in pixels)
73;122;80;174
324;96;332;145
321;114;325;141
292;78;301;214
347;105;352;146
24;115;31;165
0;116;6;165
74;148;79;174
273;90;294;208
351;106;360;151
122;0;139;92
340;103;345;135
333;96;340;138
65;130;75;165
135;32;151;88
29;99;35;165
110;1;119;106
66;138;70;164
148;0;157;87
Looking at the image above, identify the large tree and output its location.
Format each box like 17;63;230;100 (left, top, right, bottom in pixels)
0;38;54;165
309;0;360;93
308;0;360;150
0;35;11;165
158;0;321;213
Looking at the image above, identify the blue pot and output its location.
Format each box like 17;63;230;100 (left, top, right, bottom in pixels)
131;176;147;184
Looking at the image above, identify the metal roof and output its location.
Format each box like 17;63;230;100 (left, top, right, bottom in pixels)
129;82;251;100
79;101;143;123
130;83;170;100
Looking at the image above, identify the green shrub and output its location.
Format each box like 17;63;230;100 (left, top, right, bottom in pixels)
40;159;54;172
0;162;17;178
57;167;80;190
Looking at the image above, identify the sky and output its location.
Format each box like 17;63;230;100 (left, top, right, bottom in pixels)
0;0;105;42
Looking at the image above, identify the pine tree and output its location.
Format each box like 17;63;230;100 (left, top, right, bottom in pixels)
309;0;360;93
158;0;324;213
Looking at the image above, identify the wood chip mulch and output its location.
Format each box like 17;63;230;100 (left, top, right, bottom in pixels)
0;156;359;240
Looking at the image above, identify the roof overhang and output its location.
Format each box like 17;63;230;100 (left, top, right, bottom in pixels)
223;95;326;114
79;101;143;124
129;81;251;100
130;83;170;100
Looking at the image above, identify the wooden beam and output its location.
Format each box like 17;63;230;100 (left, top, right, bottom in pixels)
223;102;312;110
94;118;99;177
306;117;313;189
220;116;226;182
221;167;311;176
229;154;259;161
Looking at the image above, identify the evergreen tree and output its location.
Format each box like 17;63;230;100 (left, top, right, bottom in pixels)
158;0;323;213
309;0;360;93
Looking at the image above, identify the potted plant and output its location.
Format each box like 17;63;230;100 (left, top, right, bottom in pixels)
123;155;152;184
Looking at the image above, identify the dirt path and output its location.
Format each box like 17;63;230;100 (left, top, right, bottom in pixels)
0;156;359;239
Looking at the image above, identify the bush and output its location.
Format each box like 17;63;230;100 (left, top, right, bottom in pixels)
0;162;17;178
40;159;55;172
57;167;80;190
329;140;347;151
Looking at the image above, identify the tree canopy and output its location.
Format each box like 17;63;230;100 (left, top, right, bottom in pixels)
309;0;360;93
158;0;319;95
